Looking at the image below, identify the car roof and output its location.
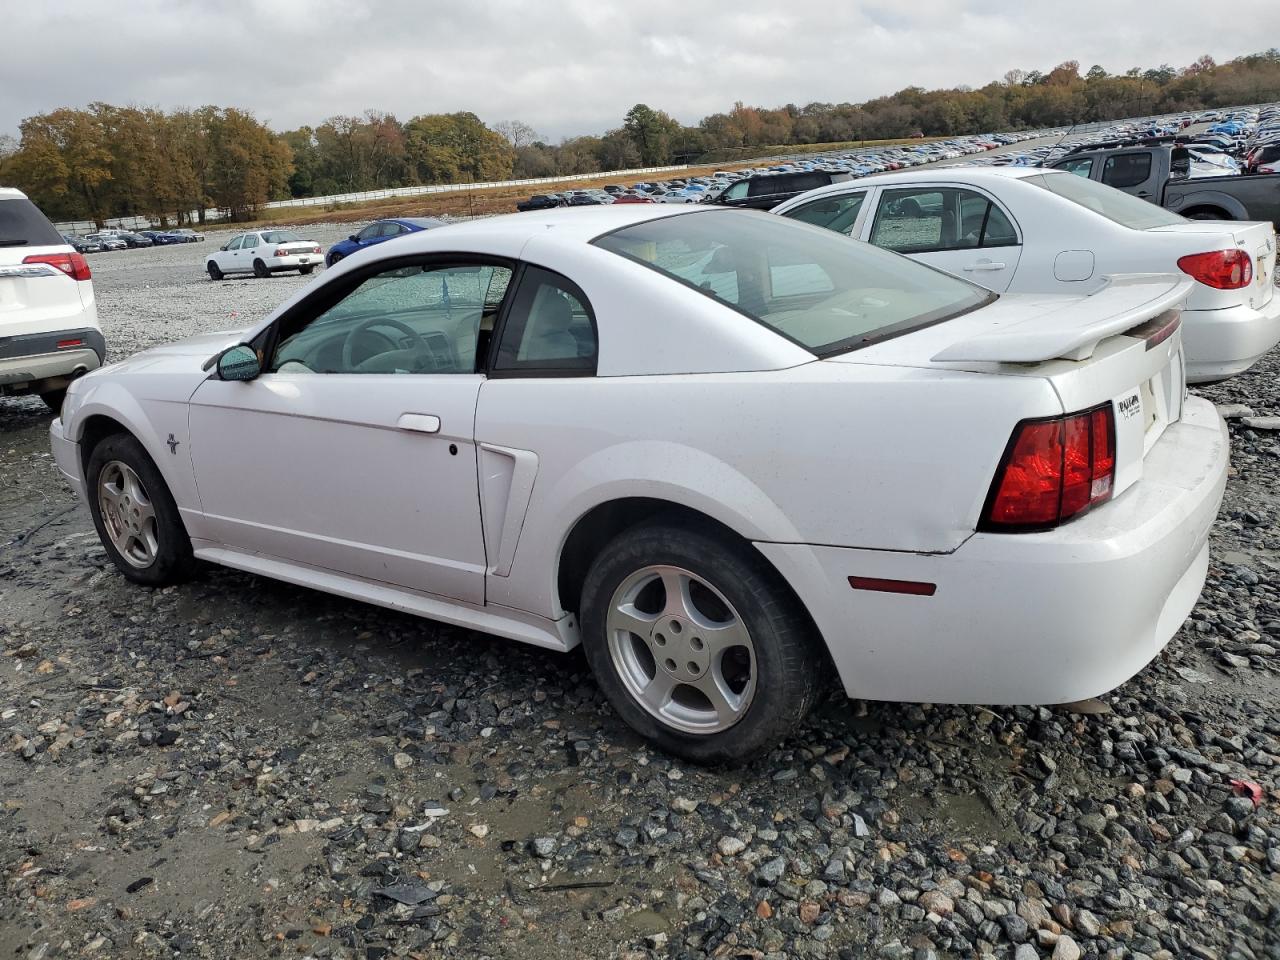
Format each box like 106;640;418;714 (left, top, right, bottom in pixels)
0;187;29;201
393;204;696;249
775;165;1059;206
394;217;447;227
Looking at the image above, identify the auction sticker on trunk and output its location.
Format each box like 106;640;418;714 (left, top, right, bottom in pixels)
1117;390;1142;422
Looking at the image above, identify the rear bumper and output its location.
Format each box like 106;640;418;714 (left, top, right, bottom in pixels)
757;396;1228;705
1181;295;1280;383
0;327;104;392
267;254;319;271
50;417;87;501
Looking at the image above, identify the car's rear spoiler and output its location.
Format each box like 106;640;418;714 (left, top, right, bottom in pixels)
931;274;1194;364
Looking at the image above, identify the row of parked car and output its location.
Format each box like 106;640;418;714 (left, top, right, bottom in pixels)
62;227;205;253
515;131;1050;212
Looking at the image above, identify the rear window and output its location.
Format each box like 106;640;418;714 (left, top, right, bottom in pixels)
0;197;65;247
1023;173;1186;229
592;210;994;357
747;173;828;197
261;230;303;243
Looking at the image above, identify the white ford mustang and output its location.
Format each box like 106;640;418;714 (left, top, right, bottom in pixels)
50;206;1228;761
771;167;1280;384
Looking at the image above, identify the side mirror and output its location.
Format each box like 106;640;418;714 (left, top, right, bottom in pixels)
215;345;261;381
349;235;359;242
219;244;228;251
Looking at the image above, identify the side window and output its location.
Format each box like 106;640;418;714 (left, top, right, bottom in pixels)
783;192;865;234
241;234;259;250
1057;157;1094;178
870;188;953;253
981;203;1019;247
376;222;401;238
356;224;380;241
493;266;596;375
956;189;1019;248
226;236;243;250
271;260;513;375
1102;153;1152;189
722;181;749;201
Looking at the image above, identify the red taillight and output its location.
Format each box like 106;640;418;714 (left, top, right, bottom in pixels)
312;245;321;254
273;248;287;257
1177;249;1253;289
22;252;91;281
981;405;1115;532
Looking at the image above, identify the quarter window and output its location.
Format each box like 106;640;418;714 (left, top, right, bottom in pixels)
493;266;596;375
1056;157;1094;178
241;234;259;250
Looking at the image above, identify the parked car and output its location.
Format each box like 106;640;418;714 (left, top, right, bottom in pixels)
206;230;323;279
612;193;657;204
169;228;205;242
773;167;1280;383
516;194;563;212
115;231;154;248
711;171;852;210
1;187;104;410
325;217;446;267
1051;142;1280;226
139;230;184;246
51;206;1227;761
86;234;128;251
62;234;102;254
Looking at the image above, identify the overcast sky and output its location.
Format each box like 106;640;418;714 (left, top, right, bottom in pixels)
2;0;1276;140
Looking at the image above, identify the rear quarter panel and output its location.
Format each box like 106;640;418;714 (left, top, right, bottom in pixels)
476;363;1060;619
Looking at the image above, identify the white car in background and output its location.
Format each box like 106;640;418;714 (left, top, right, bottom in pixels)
773;167;1280;383
51;206;1227;761
207;230;323;280
1;187;104;410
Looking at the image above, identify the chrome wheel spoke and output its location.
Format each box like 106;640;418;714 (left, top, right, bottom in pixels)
97;461;158;569
606;563;757;736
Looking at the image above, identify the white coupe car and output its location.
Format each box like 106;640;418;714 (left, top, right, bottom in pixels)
772;167;1280;383
50;207;1228;761
207;230;323;280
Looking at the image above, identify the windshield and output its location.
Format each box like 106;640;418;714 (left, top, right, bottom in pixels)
592;210;994;355
1025;172;1186;229
262;230;304;243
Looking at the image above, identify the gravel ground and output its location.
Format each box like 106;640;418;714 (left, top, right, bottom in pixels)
1;229;1279;960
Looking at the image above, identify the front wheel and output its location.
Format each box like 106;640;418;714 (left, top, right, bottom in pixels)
253;258;270;278
86;433;196;586
326;252;344;268
580;521;822;763
207;261;223;280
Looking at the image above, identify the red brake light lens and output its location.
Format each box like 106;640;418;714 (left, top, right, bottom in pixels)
981;404;1115;532
22;252;91;281
273;247;287;257
1177;249;1253;289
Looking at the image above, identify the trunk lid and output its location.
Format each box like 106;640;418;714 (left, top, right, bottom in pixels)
832;274;1193;502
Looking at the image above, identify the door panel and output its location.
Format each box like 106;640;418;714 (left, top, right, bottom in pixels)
188;372;488;604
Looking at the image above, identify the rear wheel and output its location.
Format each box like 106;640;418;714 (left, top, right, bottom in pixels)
253;258;269;278
86;433;196;586
580;521;821;763
207;260;223;280
299;265;314;275
1187;209;1230;220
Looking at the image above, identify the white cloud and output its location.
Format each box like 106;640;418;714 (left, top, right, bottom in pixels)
0;0;1273;139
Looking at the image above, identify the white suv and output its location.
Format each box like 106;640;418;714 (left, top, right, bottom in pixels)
0;188;103;410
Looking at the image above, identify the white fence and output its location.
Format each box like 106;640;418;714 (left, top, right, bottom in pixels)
53;163;691;233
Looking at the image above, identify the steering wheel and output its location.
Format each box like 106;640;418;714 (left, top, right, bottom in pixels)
341;316;435;371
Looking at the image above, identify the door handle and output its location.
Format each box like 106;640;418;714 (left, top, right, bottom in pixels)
397;413;441;434
963;261;1006;272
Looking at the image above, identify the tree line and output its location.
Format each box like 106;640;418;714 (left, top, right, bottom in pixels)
3;49;1278;226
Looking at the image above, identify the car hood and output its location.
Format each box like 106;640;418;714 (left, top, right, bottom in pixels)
105;328;248;375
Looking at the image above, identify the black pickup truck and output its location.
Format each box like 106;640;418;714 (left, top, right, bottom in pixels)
1050;142;1280;227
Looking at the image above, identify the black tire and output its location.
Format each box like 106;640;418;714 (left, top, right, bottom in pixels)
580;520;821;763
207;260;223;280
253;258;269;278
299;265;314;275
40;389;66;414
85;433;196;586
1188;210;1229;220
326;252;343;268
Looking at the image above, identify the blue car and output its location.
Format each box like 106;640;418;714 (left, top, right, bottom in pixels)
325;217;447;267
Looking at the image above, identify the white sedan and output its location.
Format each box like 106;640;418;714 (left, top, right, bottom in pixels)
772;167;1280;383
207;230;323;279
50;206;1227;761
